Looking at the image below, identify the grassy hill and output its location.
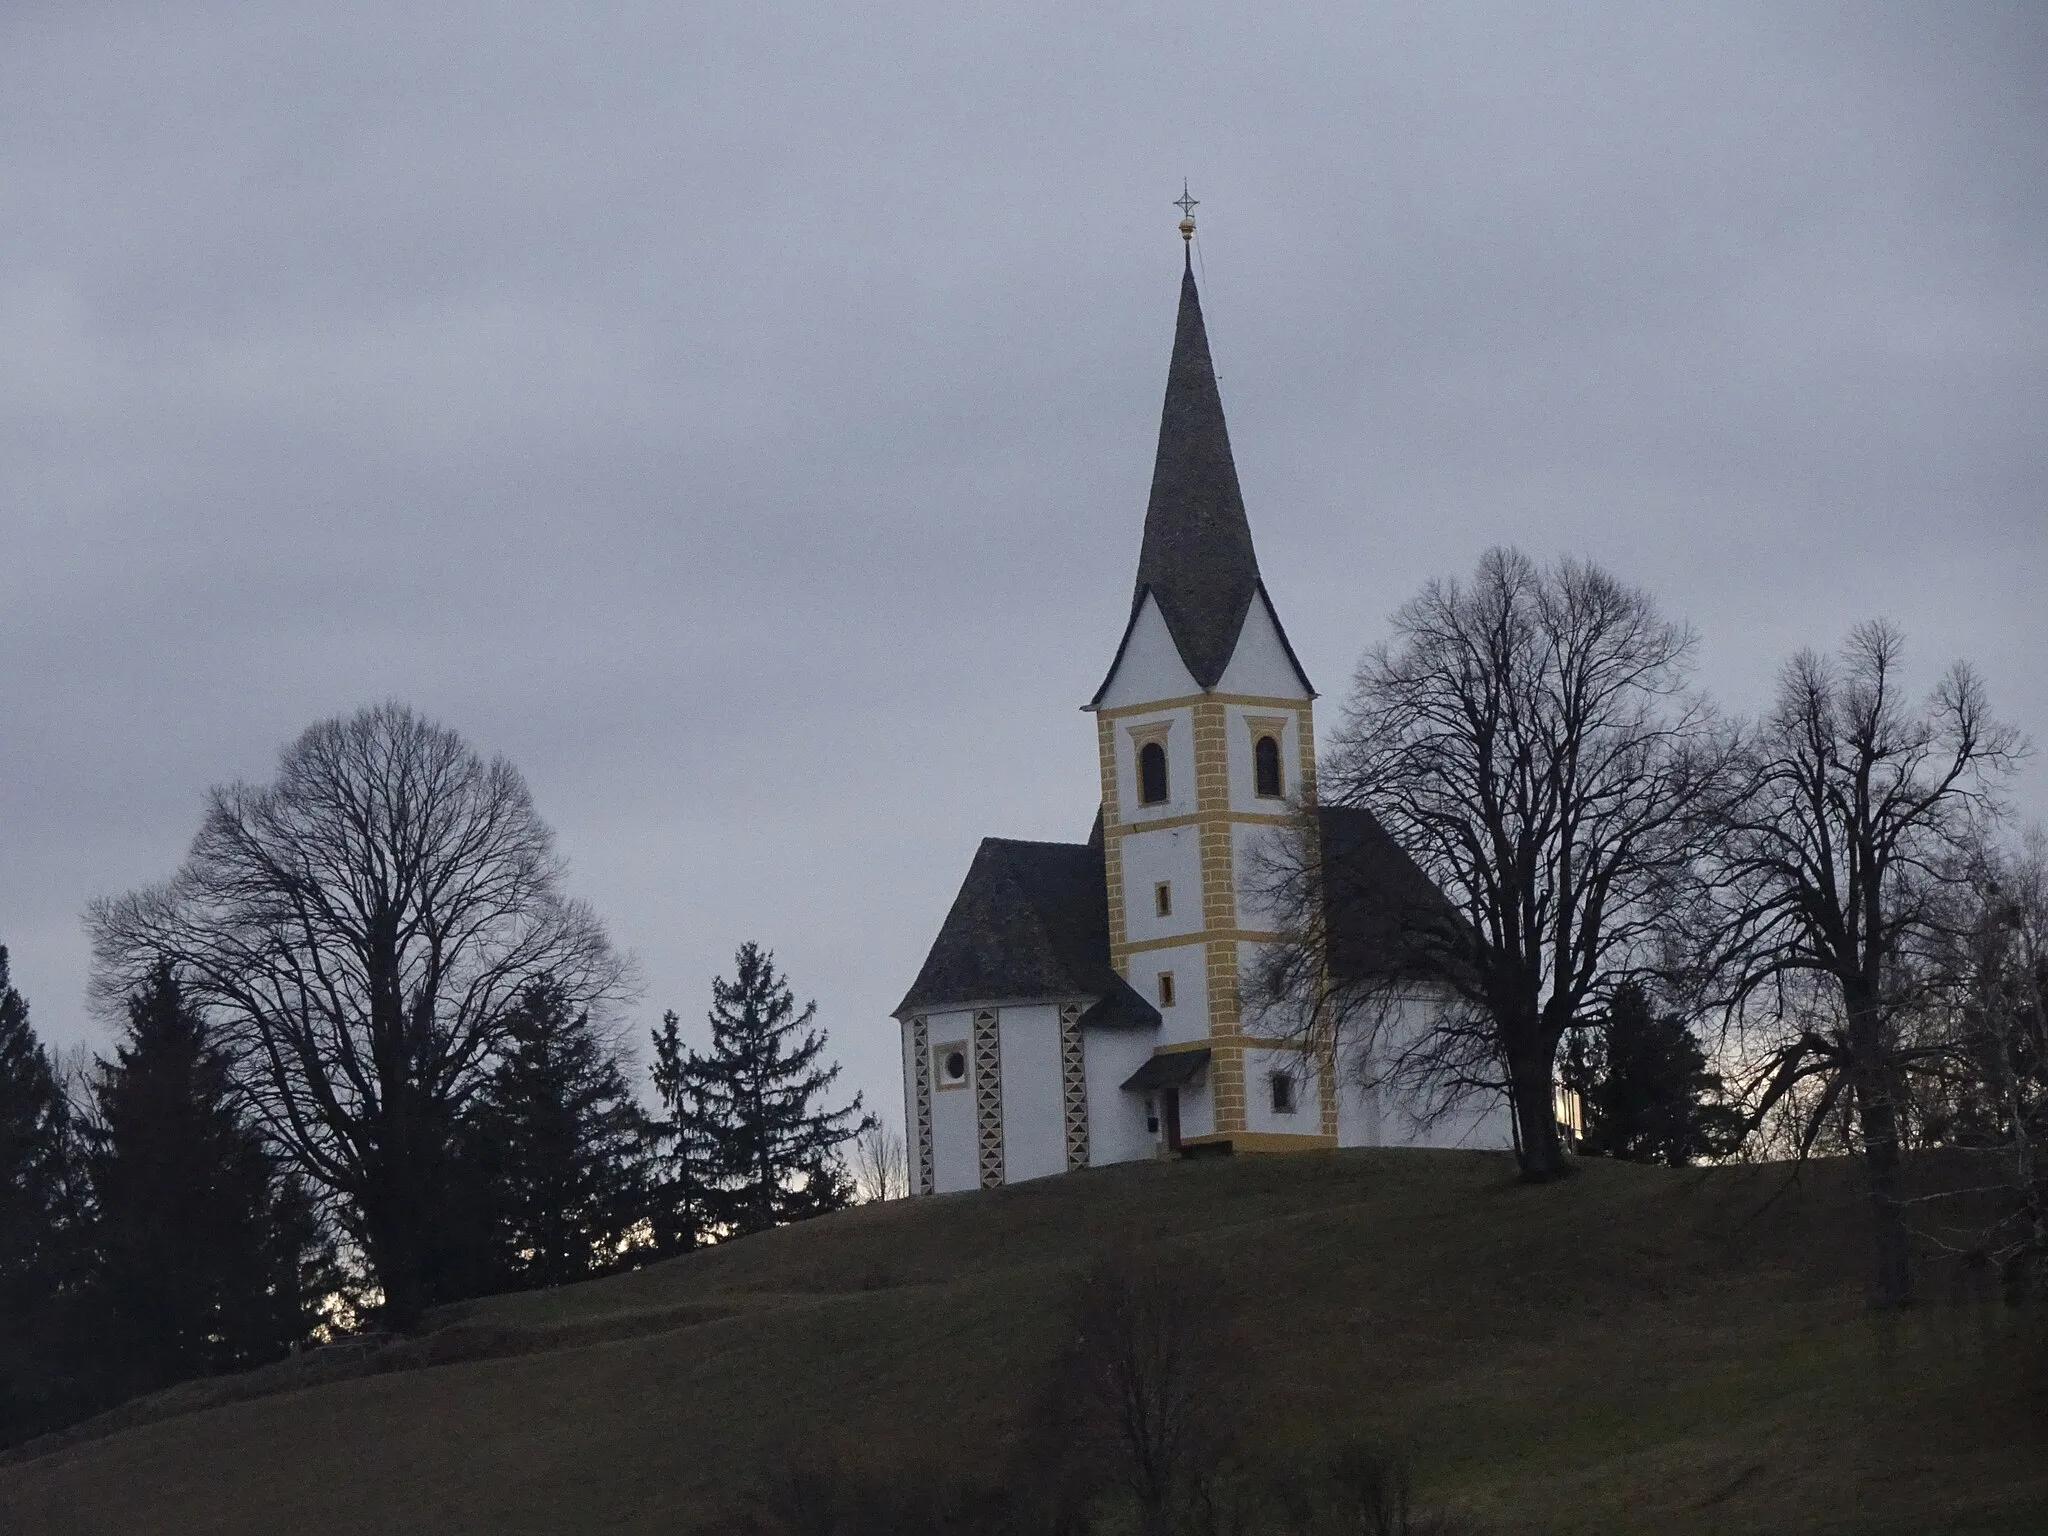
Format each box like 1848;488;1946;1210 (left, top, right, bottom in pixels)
1;1149;2042;1534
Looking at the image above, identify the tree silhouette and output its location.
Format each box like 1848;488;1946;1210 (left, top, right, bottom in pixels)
86;962;332;1396
671;944;871;1239
1562;982;1742;1166
462;976;651;1289
88;703;628;1326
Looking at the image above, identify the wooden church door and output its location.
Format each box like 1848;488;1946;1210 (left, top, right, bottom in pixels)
1161;1087;1182;1152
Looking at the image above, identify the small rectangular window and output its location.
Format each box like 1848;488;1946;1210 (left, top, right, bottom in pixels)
1154;881;1172;917
1270;1072;1298;1114
1157;972;1176;1008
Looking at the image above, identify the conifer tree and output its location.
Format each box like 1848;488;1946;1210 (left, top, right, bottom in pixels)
463;976;651;1289
0;946;90;1444
1562;982;1743;1166
85;962;333;1397
646;1009;705;1256
673;943;873;1239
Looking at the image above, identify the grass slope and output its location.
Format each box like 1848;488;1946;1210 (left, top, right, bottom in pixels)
2;1150;2043;1534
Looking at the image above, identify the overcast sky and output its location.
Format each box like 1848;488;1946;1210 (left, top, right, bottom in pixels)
4;4;2043;1131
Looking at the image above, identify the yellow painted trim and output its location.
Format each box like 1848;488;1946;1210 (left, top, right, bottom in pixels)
1093;690;1313;721
1114;928;1283;960
1178;1131;1339;1153
1096;715;1122;827
1107;807;1295;835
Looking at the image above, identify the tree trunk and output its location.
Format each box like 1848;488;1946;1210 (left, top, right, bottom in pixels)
1846;1002;1912;1309
1509;1044;1572;1182
363;1196;428;1331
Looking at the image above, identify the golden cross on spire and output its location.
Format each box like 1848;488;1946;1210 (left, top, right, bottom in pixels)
1175;181;1198;242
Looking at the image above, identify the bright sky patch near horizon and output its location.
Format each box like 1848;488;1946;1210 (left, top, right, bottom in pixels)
4;5;2044;1131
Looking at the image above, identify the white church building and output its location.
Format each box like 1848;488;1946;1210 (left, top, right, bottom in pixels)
894;222;1511;1195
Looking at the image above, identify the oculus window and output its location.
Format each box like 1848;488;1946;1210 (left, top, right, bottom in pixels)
934;1042;970;1089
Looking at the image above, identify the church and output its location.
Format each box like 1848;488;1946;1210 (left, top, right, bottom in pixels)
894;212;1511;1194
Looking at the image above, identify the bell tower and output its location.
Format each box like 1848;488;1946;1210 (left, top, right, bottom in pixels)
1085;201;1332;1152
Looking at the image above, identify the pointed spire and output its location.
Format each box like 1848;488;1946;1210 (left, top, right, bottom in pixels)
1131;254;1262;689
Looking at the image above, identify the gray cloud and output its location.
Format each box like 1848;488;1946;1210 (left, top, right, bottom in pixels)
4;3;2043;1128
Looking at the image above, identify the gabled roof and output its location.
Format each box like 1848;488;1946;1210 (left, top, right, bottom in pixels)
1091;255;1313;705
893;830;1161;1025
1318;804;1464;983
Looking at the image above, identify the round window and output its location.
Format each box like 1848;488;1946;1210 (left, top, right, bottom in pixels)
944;1050;967;1081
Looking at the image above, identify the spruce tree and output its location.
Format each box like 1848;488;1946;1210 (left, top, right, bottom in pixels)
674;943;873;1239
85;962;333;1397
463;976;651;1289
1564;982;1743;1166
646;1009;706;1257
0;946;89;1444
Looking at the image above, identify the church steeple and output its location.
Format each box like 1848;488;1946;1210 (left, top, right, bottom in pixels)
1131;255;1264;690
1091;228;1313;707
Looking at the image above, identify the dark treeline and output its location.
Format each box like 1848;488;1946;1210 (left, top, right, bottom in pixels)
0;707;870;1450
4;553;2043;1449
1249;548;2039;1312
0;931;866;1450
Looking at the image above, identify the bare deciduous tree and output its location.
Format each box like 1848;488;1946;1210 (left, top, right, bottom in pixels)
1919;830;2048;1303
848;1121;909;1204
1279;549;1727;1180
1704;621;2022;1308
1060;1252;1234;1536
87;703;629;1325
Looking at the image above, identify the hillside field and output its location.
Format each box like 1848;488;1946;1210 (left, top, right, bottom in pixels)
1;1149;2043;1534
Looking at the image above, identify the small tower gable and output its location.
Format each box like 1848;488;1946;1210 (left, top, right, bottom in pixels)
1216;584;1314;701
1093;589;1199;711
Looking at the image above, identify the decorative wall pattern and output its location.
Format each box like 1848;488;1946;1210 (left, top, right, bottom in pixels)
911;1015;934;1196
973;1008;1004;1188
1059;1002;1089;1170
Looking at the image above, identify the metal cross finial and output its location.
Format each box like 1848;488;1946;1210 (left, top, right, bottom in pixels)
1173;182;1199;219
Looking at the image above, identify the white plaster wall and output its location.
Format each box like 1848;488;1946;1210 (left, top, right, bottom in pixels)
1111;707;1197;825
1230;821;1290;935
1336;1066;1382;1148
1097;592;1199;710
1126;940;1207;1045
1214;592;1311;700
1083;1028;1158;1167
1176;1063;1216;1141
1336;995;1516;1153
1243;1043;1319;1136
1223;701;1307;816
1120;825;1204;946
924;1008;980;1193
999;1004;1067;1183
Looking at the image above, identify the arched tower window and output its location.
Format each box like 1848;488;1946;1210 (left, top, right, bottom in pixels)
1138;741;1170;805
1254;734;1283;798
